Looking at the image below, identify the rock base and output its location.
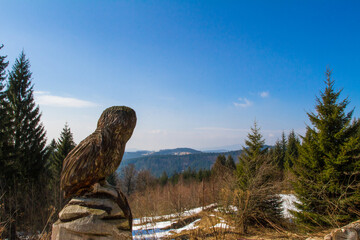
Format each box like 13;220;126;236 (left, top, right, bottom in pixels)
52;194;132;240
324;220;360;240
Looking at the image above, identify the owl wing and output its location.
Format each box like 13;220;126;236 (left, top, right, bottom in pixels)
60;129;108;198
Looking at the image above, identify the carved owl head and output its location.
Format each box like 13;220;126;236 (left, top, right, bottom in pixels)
97;106;137;141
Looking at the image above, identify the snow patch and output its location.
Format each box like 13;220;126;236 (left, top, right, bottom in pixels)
279;193;300;218
213;222;234;229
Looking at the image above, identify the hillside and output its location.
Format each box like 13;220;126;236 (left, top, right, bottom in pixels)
118;148;242;177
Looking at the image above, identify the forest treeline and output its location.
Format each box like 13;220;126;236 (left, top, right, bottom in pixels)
120;150;242;178
1;44;360;239
0;46;77;239
94;68;360;233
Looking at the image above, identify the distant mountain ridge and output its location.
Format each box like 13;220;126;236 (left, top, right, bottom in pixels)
118;147;242;177
122;148;202;161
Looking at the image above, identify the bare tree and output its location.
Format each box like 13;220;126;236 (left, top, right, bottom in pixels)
120;164;137;196
135;170;156;192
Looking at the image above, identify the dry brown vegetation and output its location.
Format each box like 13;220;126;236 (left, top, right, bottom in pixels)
0;167;338;240
0;181;58;239
128;178;217;218
125;165;339;240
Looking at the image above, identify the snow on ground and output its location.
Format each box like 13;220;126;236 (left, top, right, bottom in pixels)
213;222;234;229
133;203;216;225
132;220;176;231
170;218;201;234
213;194;300;218
133;218;201;239
279;193;300;218
132;194;300;239
214;205;238;213
132;204;215;239
133;228;169;240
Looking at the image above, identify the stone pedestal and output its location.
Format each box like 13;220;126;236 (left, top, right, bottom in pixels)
323;220;360;240
52;195;132;240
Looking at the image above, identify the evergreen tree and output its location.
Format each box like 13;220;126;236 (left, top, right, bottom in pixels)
170;171;180;185
2;51;48;239
51;123;75;183
271;132;287;170
211;154;226;176
203;169;211;181
293;69;360;227
6;51;47;183
49;123;75;209
197;169;204;181
0;44;10;180
235;121;282;232
225;155;236;171
159;171;168;186
237;121;268;188
243;121;268;158
46;139;57;163
284;130;300;169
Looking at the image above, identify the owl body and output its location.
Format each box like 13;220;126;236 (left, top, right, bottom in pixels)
60;106;136;199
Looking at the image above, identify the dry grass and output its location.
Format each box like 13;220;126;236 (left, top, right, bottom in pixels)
128;179;217;218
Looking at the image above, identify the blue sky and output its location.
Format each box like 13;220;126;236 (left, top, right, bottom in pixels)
2;1;360;150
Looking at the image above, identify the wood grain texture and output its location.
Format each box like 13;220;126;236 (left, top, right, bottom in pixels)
60;106;136;199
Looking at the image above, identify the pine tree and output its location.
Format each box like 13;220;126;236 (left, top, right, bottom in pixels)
51;123;75;183
293;69;360;227
243;121;268;160
2;51;48;239
0;45;14;239
0;44;10;180
46;139;57;163
211;154;226;176
49;123;75;209
196;169;204;181
284;130;300;169
159;171;168;186
235;121;282;232
225;155;236;171
236;121;268;189
271;132;287;170
6;51;47;183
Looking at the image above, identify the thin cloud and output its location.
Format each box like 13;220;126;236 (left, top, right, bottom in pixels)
260;91;269;98
35;92;98;108
34;91;50;95
148;129;168;135
195;127;248;132
234;97;253;108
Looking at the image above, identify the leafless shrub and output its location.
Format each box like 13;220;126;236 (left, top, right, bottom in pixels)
128;179;215;218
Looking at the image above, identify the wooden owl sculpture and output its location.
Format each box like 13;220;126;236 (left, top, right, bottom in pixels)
60;106;136;199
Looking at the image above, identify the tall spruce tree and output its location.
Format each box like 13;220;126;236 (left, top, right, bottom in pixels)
0;44;10;180
47;139;57;164
271;132;287;170
6;51;47;183
1;51;48;239
51;123;75;183
212;154;226;176
225;155;236;171
284;129;300;169
293;69;360;227
50;123;75;209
